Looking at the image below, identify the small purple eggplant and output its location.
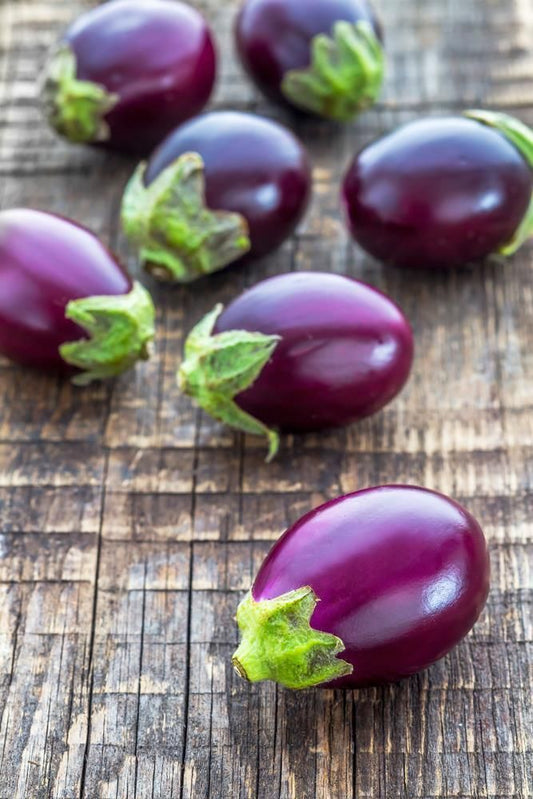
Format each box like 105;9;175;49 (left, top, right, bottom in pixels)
42;0;216;155
233;485;490;689
235;0;384;121
0;209;155;384
342;111;533;268
178;272;413;459
121;111;311;283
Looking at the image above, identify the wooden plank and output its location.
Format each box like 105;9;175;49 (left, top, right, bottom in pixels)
0;0;532;797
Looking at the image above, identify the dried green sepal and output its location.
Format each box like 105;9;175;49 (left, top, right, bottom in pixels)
232;587;353;689
42;45;118;144
60;281;156;386
121;154;251;283
178;305;280;460
282;21;384;122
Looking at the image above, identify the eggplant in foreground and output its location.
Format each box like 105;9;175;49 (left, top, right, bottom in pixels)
233;485;490;689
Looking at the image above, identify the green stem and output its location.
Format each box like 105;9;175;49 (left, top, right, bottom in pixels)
60;281;156;386
282;21;385;122
177;305;281;460
121;154;251;283
41;45;118;144
232;588;353;690
465;109;533;256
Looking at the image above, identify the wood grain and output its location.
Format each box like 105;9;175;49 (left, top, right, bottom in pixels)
0;0;532;797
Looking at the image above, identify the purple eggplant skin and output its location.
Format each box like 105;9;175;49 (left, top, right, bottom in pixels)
342;116;533;269
235;0;383;118
214;272;413;432
43;0;216;155
0;209;155;383
234;486;490;689
144;111;312;261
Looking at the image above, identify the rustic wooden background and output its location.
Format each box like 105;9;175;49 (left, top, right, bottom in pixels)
0;0;532;797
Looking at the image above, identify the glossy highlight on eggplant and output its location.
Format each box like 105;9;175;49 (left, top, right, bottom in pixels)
121;112;311;283
0;209;155;385
342;111;533;269
178;272;414;459
233;486;490;689
42;0;216;155
236;0;384;121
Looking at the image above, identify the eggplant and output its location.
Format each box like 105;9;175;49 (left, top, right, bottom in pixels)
233;485;490;689
121;111;311;282
42;0;216;155
178;272;413;458
342;111;533;268
236;0;384;121
0;209;155;384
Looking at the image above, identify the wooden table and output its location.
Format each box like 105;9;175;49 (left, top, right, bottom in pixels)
0;1;532;797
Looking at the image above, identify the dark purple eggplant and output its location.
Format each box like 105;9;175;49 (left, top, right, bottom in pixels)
235;0;384;121
121;112;311;282
342;111;533;269
178;272;413;458
42;0;216;155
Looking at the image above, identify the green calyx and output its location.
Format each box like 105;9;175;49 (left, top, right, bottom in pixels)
178;305;281;460
121;153;252;283
60;281;156;386
42;44;118;144
281;21;385;122
232;587;353;690
466;109;533;256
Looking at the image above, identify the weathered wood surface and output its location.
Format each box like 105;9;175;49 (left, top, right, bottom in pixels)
0;0;532;797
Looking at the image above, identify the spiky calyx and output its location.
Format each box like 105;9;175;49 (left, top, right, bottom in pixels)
465;110;533;256
42;45;118;144
178;305;281;460
281;21;385;122
232;587;353;689
60;281;156;386
121;153;251;283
